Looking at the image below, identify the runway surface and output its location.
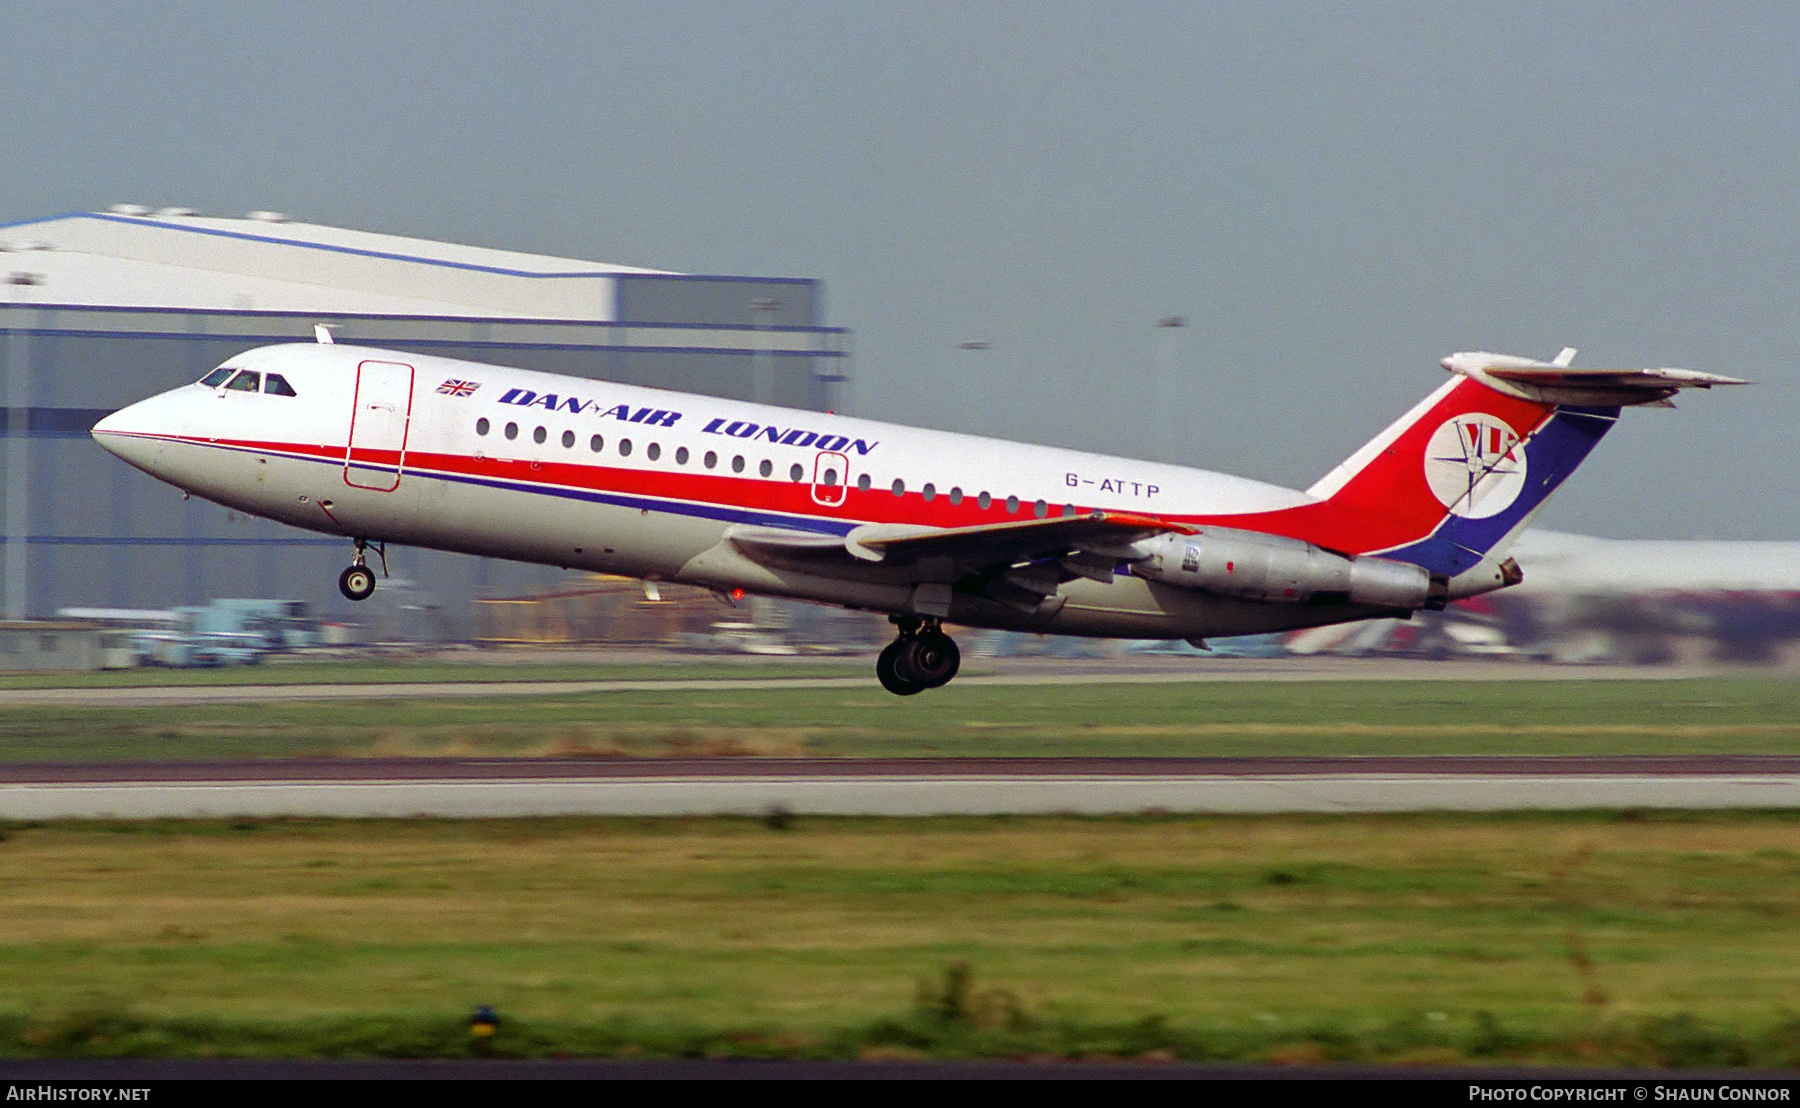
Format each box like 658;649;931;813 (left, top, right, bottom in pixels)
6;755;1800;818
0;654;1714;708
2;658;1792;817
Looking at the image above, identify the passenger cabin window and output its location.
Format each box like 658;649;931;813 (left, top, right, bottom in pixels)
200;367;236;388
263;373;297;397
224;370;261;392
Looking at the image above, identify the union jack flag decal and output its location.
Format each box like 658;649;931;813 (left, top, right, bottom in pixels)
436;379;480;397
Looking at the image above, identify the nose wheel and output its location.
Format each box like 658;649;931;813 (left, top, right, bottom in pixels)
337;539;386;602
876;617;961;696
338;563;377;602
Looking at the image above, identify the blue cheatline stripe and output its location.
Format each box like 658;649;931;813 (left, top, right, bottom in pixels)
1378;405;1620;576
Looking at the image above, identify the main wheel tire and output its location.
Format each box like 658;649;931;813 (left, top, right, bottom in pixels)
876;640;924;696
896;631;960;689
338;564;377;602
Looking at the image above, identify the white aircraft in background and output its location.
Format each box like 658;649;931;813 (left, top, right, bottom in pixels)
1504;530;1800;663
91;336;1742;694
1506;531;1800;595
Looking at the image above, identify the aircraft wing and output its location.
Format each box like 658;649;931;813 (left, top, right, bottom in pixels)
725;511;1194;612
847;510;1189;565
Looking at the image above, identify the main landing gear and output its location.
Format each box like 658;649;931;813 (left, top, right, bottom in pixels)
337;539;386;602
876;616;961;696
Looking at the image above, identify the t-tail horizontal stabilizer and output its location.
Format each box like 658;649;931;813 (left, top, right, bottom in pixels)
1442;350;1748;408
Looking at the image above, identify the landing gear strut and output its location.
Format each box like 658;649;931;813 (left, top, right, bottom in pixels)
875;616;961;696
337;539;385;602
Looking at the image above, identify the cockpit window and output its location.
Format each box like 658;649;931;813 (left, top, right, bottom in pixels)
200;367;236;388
223;370;262;392
263;373;297;397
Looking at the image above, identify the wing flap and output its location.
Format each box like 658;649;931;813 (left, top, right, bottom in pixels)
847;510;1194;567
724;525;851;560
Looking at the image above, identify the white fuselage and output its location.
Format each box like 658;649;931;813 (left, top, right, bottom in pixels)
92;343;1408;639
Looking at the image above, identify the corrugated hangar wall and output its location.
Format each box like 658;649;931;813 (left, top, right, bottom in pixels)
0;275;850;638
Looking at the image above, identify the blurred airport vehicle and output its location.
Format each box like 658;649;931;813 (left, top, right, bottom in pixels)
58;598;318;667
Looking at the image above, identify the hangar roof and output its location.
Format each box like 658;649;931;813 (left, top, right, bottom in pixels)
0;206;675;321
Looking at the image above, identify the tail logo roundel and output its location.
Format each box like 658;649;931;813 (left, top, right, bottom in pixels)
1423;414;1527;519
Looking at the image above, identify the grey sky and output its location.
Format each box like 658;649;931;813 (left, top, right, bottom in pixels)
5;1;1795;538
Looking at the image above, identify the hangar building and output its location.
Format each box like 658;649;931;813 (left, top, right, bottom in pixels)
0;206;851;638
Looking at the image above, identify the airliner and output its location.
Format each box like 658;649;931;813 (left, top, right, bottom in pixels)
90;334;1742;694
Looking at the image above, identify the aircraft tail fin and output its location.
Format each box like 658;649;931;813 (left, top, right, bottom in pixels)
1300;351;1744;578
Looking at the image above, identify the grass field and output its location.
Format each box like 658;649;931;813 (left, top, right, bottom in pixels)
1;671;1798;762
4;669;1800;1064
4;812;1800;1065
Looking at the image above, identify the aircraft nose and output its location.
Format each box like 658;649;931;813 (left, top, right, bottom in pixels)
92;396;151;446
90;405;131;440
91;392;180;473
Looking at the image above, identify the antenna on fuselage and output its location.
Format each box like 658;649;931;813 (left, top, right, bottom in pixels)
313;324;336;344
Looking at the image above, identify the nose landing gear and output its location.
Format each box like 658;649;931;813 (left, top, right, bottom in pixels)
337;539;387;602
875;616;961;696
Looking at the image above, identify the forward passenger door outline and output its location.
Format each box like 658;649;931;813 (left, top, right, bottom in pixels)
344;359;415;491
